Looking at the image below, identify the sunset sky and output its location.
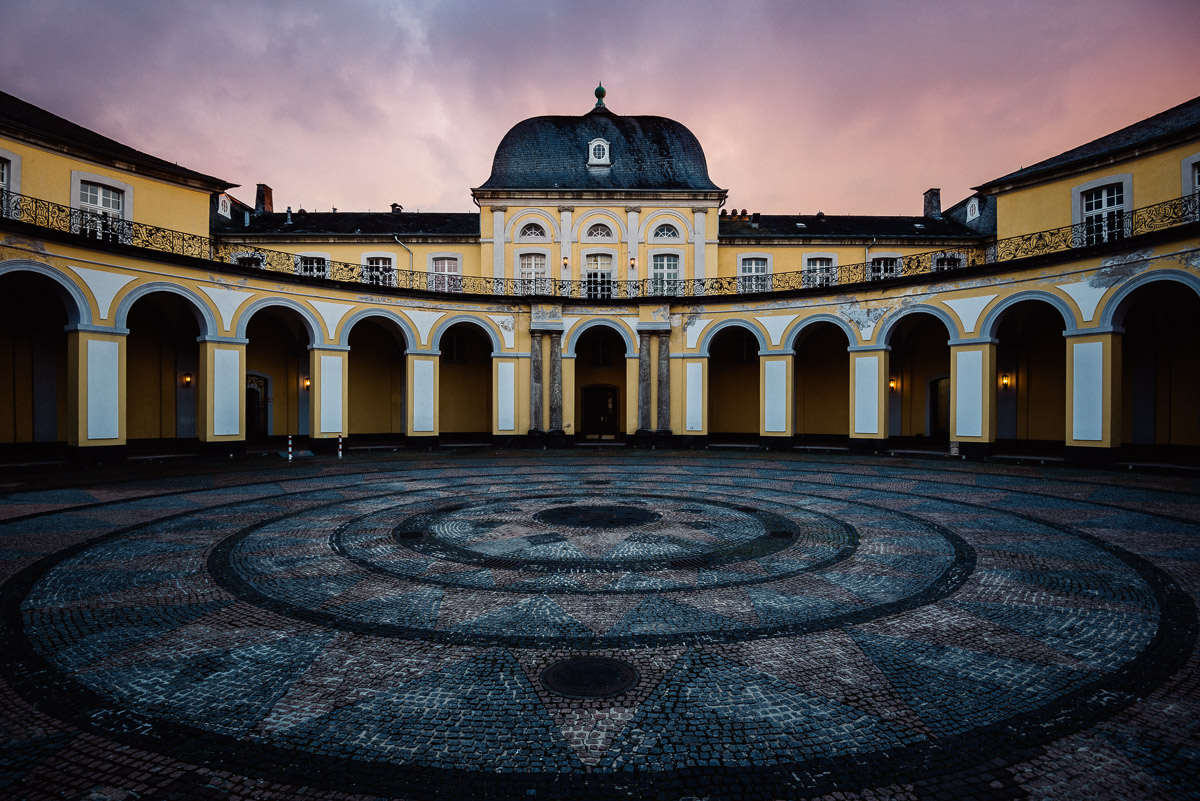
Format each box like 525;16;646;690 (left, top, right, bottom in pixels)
2;0;1196;217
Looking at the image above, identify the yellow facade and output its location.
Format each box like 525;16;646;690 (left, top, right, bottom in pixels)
2;89;1199;461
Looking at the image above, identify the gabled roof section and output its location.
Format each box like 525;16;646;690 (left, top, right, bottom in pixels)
0;90;233;192
214;211;479;237
719;214;976;239
477;105;722;193
976;94;1200;192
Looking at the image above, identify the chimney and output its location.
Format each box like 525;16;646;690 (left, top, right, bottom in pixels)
923;188;942;219
390;203;403;214
750;212;760;229
255;184;274;214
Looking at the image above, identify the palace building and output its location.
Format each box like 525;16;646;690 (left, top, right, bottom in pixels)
1;85;1198;461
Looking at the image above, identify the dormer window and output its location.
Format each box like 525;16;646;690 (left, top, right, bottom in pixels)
652;223;680;239
519;222;546;238
588;138;610;166
586;222;613;239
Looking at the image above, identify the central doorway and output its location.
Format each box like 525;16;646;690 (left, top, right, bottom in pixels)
581;385;619;438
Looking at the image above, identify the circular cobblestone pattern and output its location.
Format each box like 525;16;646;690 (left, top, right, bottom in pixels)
0;452;1197;800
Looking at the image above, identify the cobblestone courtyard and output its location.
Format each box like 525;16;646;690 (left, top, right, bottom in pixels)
0;451;1197;800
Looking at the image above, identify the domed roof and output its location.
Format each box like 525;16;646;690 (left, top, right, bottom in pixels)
478;94;721;192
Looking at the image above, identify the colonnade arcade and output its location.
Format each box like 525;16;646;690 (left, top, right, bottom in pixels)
2;260;1198;459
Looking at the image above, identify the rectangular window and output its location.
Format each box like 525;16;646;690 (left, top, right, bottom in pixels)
235;254;264;269
650;253;680;295
868;257;900;281
517;253;549;294
803;257;836;288
296;256;328;278
431;256;462;292
585;253;613;299
1081;184;1125;245
738;257;771;293
363;256;394;286
78;180;125;241
934;255;962;272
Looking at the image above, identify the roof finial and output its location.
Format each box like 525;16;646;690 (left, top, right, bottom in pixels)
594;82;606;108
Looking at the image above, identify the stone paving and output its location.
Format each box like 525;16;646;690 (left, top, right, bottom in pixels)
0;451;1197;800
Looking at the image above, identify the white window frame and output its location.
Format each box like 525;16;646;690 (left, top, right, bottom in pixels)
361;251;398;287
427;252;463;293
737;253;773;293
583;221;615;242
515;248;551;295
587;138;611;166
295;251;330;279
651;222;681;240
649;249;683;296
516;221;548;241
0;146;22;200
582;249;615;299
71;171;133;243
801;252;838;288
931;251;966;273
965;197;980;222
867;253;902;281
230;251;265;270
1181;152;1200;196
1071;173;1131;246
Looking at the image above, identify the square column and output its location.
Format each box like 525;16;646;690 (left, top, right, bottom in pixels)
1065;331;1122;450
950;340;998;451
529;330;544;433
66;327;126;449
408;353;438;439
849;346;889;443
309;346;348;439
197;337;246;444
761;354;793;438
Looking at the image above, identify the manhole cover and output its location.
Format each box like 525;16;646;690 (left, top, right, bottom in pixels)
540;657;639;698
533;505;661;529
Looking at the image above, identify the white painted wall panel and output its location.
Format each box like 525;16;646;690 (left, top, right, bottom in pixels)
497;361;515;431
1072;341;1104;441
319;355;343;434
955;350;983;438
413;360;435;432
764;359;787;432
686;362;703;432
853;356;879;435
87;339;119;440
213;348;240;436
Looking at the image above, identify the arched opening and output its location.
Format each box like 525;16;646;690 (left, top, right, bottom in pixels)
574;325;627;439
347;318;408;440
994;301;1067;451
886;314;951;446
438;322;492;437
1119;282;1200;452
0;271;69;447
793;322;850;442
125;293;201;449
244;307;314;444
708;326;760;439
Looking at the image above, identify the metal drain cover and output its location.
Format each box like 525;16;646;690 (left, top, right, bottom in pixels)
540;657;639;699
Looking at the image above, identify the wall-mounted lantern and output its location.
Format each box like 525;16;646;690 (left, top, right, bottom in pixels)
888;377;898;392
304;377;312;390
1001;373;1011;389
182;372;193;388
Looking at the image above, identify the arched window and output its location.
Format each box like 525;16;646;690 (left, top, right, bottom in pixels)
519;222;546;238
652;223;680;239
588;138;610;166
586;222;613;239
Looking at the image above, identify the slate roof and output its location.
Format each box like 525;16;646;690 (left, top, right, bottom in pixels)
719;214;977;239
0;90;233;191
977;94;1200;190
214;211;479;237
478;106;721;192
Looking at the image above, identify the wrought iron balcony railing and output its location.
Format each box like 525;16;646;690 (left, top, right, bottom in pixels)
1;189;1196;299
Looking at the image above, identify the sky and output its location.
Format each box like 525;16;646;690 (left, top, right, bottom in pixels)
1;0;1196;217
